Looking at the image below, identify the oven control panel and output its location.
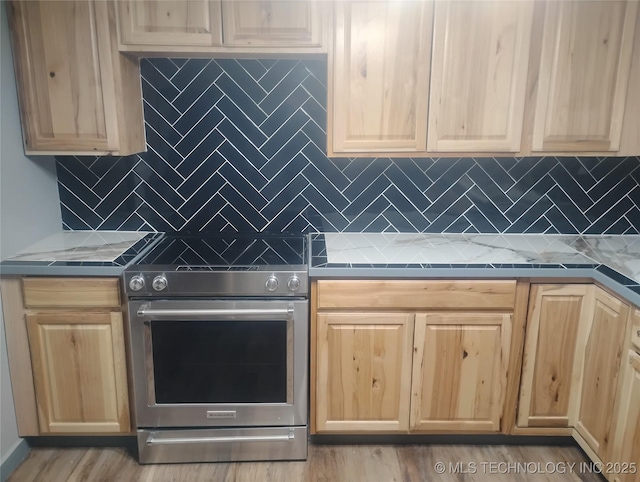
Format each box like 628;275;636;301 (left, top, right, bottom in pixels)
129;274;169;292
123;270;308;297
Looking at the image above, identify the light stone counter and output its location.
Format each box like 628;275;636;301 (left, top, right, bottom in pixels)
321;233;597;267
309;233;640;307
4;231;151;262
559;235;640;285
0;231;161;276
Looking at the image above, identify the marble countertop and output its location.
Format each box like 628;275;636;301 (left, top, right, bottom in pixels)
0;231;162;276
309;233;640;306
2;230;640;306
561;235;640;283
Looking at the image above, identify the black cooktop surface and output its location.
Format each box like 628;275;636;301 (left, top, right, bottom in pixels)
133;233;307;268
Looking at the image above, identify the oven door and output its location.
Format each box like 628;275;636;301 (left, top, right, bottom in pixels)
128;299;308;428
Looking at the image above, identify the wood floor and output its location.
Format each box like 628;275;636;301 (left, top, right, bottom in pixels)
7;443;605;481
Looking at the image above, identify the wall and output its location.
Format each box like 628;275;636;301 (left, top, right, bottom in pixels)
0;2;62;477
57;58;640;234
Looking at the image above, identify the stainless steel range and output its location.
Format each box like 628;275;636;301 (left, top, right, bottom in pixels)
123;233;308;464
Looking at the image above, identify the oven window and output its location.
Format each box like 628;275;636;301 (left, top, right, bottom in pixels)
151;320;287;404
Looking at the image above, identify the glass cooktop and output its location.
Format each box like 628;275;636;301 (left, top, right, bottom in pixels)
133;233;307;268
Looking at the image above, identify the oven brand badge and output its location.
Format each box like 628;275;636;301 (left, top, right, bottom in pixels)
206;411;237;419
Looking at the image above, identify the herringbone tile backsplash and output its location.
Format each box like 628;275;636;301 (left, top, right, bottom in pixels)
56;59;640;234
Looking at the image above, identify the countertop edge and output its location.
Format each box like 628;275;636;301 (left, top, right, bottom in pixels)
3;233;639;308
0;265;128;277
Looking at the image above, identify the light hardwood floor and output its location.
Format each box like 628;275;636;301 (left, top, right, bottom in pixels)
7;444;605;481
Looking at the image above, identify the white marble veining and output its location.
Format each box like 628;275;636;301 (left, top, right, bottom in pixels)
3;231;151;262
560;235;640;284
324;233;599;266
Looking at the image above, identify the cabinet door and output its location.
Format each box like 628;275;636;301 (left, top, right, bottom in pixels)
632;308;640;351
427;1;533;152
7;0;144;155
117;0;222;46
532;1;639;152
27;311;130;434
330;1;433;155
8;0;111;152
608;350;640;482
221;1;323;47
518;285;590;428
316;312;414;432
576;287;629;455
410;313;512;432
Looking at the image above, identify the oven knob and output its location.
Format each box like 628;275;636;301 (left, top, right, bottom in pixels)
265;276;279;292
287;276;301;292
129;275;145;291
152;275;168;291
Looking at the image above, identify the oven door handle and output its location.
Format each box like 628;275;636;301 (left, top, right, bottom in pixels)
136;305;294;320
146;430;295;445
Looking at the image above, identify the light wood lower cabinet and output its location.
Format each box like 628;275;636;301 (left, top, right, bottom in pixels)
631;308;640;352
576;287;630;457
607;349;640;482
518;284;591;428
27;311;130;434
518;283;633;472
21;277;121;309
316;279;517;311
315;312;414;432
410;313;512;432
0;276;131;436
518;284;629;444
313;279;518;434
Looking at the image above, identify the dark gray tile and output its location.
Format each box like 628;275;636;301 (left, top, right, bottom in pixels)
54;58;640;235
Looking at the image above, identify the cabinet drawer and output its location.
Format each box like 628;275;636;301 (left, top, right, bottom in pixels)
22;278;121;309
632;308;640;351
316;280;516;310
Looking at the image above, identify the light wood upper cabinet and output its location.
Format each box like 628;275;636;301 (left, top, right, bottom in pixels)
532;0;639;152
518;284;590;429
427;1;534;152
117;0;223;46
329;0;433;155
7;0;145;156
116;0;326;53
608;349;640;482
576;286;629;456
27;311;130;434
221;1;323;47
315;312;414;432
327;0;640;157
